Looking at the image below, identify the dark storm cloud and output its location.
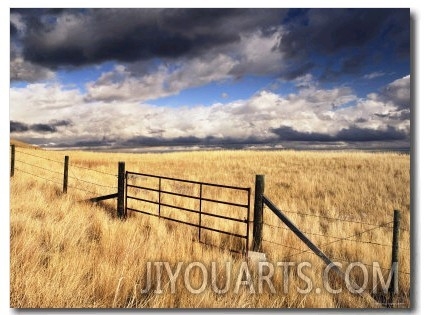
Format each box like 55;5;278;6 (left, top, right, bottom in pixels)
320;54;368;82
31;123;57;133
341;54;367;74
10;22;17;36
49;119;73;127
118;134;271;149
283;62;315;81
336;126;408;142
119;124;409;146
15;8;286;68
270;126;332;142
10;119;73;133
271;125;408;142
281;9;408;57
72;140;113;147
47;135;263;150
10;121;29;132
51;125;409;151
11;8;409;83
280;8;409;80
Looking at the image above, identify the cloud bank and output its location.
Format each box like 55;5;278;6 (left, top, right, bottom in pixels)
10;75;410;150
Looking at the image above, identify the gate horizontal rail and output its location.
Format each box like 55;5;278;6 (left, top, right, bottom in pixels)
128;183;249;208
127;194;247;223
127;171;250;191
126;207;247;239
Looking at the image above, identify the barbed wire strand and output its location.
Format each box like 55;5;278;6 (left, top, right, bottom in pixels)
15;167;63;186
277;208;391;228
68;165;118;198
68;166;104;196
15;149;63;164
262;239;313;253
16;157;117;191
15;168;98;196
263;222;409;251
15;159;63;175
280;221;393;261
262;237;410;275
277;208;410;232
386;224;410;232
70;162;117;177
329;255;410;275
68;173;118;189
15;148;117;177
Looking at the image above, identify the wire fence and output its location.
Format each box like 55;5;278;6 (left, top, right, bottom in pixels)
263;237;410;276
262;215;410;275
15;167;99;195
13;148;118;197
263;222;410;251
274;208;399;229
69;162;118;178
275;207;410;232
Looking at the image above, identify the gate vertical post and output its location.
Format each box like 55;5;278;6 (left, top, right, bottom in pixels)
63;155;69;193
252;174;265;252
117;162;126;219
389;209;401;306
199;184;203;242
10;145;15;178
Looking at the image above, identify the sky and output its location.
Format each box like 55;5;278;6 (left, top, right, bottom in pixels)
9;8;411;151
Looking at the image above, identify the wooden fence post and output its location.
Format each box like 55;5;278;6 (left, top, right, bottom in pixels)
10;145;15;178
389;209;401;305
252;174;265;251
63;156;69;193
117;162;126;219
199;184;203;242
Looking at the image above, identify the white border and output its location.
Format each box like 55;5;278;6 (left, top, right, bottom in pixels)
2;2;420;314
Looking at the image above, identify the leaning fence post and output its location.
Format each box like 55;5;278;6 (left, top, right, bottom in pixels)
252;174;265;251
389;209;401;305
63;156;69;193
117;162;126;219
10;145;15;178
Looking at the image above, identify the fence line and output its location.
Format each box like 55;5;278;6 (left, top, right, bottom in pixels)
14;167;99;195
276;220;393;262
15;160;114;194
15;167;63;186
263;221;408;250
249;174;409;306
12;146;117;197
262;238;312;252
327;255;410;275
262;235;409;275
262;236;409;275
275;208;392;228
70;162;118;177
15;159;64;175
15;147;117;178
15;148;63;164
68;173;118;189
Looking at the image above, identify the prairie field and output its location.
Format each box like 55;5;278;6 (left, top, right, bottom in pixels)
10;144;410;308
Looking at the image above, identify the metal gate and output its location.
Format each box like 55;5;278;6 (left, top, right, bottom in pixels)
125;171;251;254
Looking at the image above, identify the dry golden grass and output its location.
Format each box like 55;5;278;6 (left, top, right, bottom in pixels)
10;147;410;308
